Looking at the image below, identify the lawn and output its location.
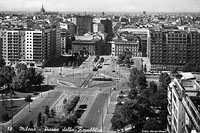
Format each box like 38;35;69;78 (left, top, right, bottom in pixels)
0;100;28;123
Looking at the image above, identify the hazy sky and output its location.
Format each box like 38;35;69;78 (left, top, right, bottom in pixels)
0;0;200;12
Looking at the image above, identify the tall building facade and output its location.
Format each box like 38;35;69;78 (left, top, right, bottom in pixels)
42;26;61;64
55;27;61;58
150;29;200;70
61;29;67;55
0;27;61;67
0;37;3;59
167;73;200;133
92;23;105;33
72;16;93;35
1;30;20;66
100;19;113;36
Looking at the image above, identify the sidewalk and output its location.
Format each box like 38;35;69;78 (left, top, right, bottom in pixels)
103;101;117;131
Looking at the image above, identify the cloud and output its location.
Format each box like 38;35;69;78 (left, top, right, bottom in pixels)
0;0;199;12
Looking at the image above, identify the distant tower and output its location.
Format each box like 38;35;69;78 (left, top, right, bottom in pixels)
143;11;146;16
40;4;45;13
102;11;105;16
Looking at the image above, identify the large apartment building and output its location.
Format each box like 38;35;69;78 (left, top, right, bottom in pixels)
167;73;200;133
0;27;61;67
42;26;61;64
0;38;2;59
1;30;21;65
61;29;67;55
150;29;200;70
0;30;43;66
72;15;93;35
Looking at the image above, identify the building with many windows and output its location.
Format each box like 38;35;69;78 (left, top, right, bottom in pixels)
71;15;93;35
110;39;142;57
61;29;67;55
0;37;2;59
150;29;200;70
167;73;200;133
118;28;150;57
72;34;103;55
1;30;21;66
42;26;61;64
0;27;61;67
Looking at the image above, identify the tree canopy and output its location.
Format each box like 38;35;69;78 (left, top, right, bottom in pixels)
0;58;6;68
183;62;200;72
159;72;171;90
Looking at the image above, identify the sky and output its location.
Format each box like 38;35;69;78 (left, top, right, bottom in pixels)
0;0;200;12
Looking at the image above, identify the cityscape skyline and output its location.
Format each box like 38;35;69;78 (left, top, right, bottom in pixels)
0;0;200;12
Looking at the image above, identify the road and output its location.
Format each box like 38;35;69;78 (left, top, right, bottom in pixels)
1;55;130;132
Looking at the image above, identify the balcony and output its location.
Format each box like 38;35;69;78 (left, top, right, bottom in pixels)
182;97;200;132
168;92;172;104
167;104;172;115
167;124;171;133
167;115;172;125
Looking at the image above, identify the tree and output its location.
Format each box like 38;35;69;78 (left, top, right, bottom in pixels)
28;121;34;128
117;48;132;65
158;110;168;129
143;118;162;131
128;87;138;100
183;62;200;72
149;89;168;110
44;105;50;117
37;113;42;127
16;63;27;74
0;66;15;90
50;109;55;118
0;58;5;68
170;67;178;76
61;115;78;128
12;71;26;92
159;73;171;90
100;57;104;63
33;71;44;88
25;95;32;102
111;113;127;132
144;64;147;74
141;81;158;99
149;81;157;94
25;68;36;88
134;74;148;93
129;68;143;88
120;100;139;131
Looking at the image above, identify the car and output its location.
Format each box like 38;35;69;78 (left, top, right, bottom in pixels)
112;70;116;72
93;67;98;71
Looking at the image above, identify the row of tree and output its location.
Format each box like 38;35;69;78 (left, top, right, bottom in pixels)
0;63;45;94
111;68;171;132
